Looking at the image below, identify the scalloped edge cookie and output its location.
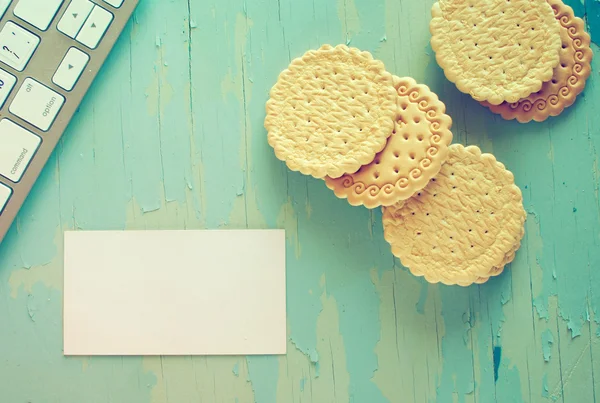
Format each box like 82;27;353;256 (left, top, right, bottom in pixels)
481;0;593;122
382;144;526;286
430;0;562;105
265;44;397;179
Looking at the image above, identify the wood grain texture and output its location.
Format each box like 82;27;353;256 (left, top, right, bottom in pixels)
0;0;599;401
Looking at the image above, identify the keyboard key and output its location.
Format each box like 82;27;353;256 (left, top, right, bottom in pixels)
0;119;41;182
0;182;11;213
14;0;64;31
0;0;11;19
0;22;39;71
76;5;113;49
9;78;65;131
0;68;16;108
53;47;89;91
57;0;94;39
103;0;123;8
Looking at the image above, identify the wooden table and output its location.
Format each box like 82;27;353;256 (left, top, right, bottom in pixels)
1;0;599;401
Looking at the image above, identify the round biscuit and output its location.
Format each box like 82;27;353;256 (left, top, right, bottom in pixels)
430;0;562;105
324;76;453;208
265;44;397;179
382;144;526;286
481;0;593;122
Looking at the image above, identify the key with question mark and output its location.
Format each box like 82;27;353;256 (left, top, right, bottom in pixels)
2;45;20;60
2;30;27;60
0;22;40;71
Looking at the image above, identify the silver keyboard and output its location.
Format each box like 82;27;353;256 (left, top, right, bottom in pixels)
0;0;138;243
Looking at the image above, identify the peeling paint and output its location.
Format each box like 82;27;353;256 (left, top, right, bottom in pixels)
143;356;255;403
337;0;361;44
437;286;476;403
542;373;549;398
276;198;301;259
372;268;443;402
493;346;502;382
274;275;350;402
543;330;555;364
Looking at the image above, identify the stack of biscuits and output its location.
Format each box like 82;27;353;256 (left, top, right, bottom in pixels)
264;0;591;286
430;0;592;123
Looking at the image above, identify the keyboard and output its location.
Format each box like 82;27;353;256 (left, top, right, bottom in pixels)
0;0;138;243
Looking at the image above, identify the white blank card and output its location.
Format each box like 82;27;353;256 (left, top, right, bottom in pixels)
63;230;286;356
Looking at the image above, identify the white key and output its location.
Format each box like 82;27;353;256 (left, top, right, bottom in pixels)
53;47;89;91
103;0;123;8
0;22;39;71
0;0;11;19
57;0;94;39
0;119;41;182
0;68;16;108
9;78;65;131
76;5;112;49
14;0;64;31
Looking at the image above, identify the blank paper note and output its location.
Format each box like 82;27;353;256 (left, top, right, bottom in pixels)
63;230;286;356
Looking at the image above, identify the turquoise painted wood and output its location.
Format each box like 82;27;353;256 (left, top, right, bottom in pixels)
1;0;599;401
